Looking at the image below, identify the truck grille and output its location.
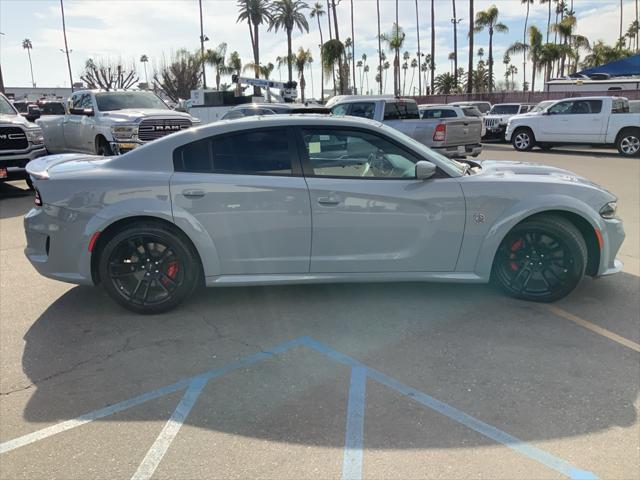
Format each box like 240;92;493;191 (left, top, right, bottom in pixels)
138;119;192;142
484;118;499;128
0;127;28;151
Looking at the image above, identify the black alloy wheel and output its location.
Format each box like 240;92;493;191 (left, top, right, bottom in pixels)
99;224;200;313
492;216;587;302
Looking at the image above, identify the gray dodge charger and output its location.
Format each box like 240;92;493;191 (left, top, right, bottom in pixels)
24;115;625;313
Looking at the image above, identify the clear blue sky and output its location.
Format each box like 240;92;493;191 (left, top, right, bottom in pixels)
0;0;636;95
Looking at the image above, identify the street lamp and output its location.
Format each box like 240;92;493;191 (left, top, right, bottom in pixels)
198;0;208;89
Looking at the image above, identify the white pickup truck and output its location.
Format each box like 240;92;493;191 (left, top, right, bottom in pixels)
0;93;46;182
505;96;640;157
37;90;199;156
330;97;482;158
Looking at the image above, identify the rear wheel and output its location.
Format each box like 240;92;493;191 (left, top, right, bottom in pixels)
492;216;587;302
98;224;200;314
616;128;640;157
512;128;535;152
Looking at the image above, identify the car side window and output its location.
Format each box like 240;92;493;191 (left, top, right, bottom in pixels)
548;101;573;115
331;104;350;116
80;94;93;109
71;94;83;111
301;128;418;179
349;102;375;119
173;128;293;176
422;109;456;119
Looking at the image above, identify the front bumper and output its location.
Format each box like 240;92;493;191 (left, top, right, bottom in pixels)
482;125;507;140
24;205;95;285
597;218;625;277
0;146;47;173
432;143;483;159
109;141;143;155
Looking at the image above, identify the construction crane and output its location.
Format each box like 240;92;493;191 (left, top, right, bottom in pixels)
231;75;298;103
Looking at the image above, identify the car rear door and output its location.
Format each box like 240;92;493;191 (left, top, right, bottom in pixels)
297;126;465;273
170;127;312;275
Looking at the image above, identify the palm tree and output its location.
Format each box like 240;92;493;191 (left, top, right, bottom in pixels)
402;51;410;94
328;0;347;93
205;43;227;91
269;0;309;83
409;57;418;94
467;0;474;94
434;72;457;94
540;0;553;42
383;60;390;93
503;53;511;90
381;23;405;96
360;53;367;92
421;56;430;93
376;0;383;94
521;0;534;91
321;40;344;95
620;0;624;45
350;0;356;94
430;0;436;92
237;0;272;96
295;47;313;101
309;2;325;101
452;0;459;86
139;54;149;85
551;13;576;75
226;51;243;95
507;25;543;91
22;39;35;87
473;5;508;93
448;52;456;74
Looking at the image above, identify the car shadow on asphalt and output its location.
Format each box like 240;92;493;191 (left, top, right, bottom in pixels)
11;272;639;452
481;143;627;159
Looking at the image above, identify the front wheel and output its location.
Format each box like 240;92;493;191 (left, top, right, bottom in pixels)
492;216;587;302
616;129;640;157
96;137;113;156
512;128;535;152
98;223;201;314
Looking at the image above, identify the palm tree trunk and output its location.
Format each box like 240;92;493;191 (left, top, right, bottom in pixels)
330;0;345;94
452;0;458;87
523;2;529;91
317;17;324;103
395;0;399;96
620;0;624;44
531;60;536;92
467;0;474;94
415;0;422;95
287;30;293;82
351;0;356;94
27;49;35;87
376;0;383;94
144;63;148;84
546;0;551;42
300;73;306;102
409;67;416;94
252;22;261;97
430;0;435;94
488;28;494;93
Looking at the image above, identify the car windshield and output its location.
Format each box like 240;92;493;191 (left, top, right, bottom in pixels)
95;92;169;112
0;96;18;115
39;102;66;115
531;101;554;113
489;105;520;115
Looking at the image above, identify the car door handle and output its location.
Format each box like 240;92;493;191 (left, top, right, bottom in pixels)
317;196;340;206
182;189;205;198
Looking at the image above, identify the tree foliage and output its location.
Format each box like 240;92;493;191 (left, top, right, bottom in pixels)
153;50;202;102
81;58;139;90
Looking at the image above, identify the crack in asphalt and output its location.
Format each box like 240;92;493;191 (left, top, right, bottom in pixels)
0;309;272;397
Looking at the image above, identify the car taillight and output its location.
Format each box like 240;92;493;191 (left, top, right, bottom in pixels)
433;123;446;142
34;189;42;207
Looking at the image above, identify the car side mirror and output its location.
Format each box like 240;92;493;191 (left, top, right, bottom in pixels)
70;107;94;116
26;105;41;121
415;160;437;180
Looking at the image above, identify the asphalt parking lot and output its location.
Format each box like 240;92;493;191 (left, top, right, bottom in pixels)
0;144;638;480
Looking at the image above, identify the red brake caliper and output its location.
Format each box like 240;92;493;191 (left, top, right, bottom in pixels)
161;261;179;286
509;239;524;271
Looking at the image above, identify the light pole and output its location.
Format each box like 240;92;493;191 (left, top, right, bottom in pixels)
198;0;208;89
0;32;5;94
60;0;74;92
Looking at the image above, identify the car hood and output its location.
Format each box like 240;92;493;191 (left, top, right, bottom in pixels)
100;109;193;122
478;160;603;188
26;153;110;179
0;113;37;128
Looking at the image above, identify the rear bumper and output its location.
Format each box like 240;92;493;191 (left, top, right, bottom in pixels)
24;206;95;285
432;143;482;158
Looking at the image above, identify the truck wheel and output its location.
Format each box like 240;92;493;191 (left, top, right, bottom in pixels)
512;128;535;152
492;215;587;302
96;137;113;156
616;129;640;157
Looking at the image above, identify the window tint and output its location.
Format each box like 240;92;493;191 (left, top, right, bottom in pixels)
301;128;417;179
383;101;420;120
461;107;481;117
349;102;375;119
71;94;83;109
80;94;93;109
422;108;457;119
489;105;520;115
221;109;245;120
549;100;602;114
174;128;292;175
331;104;350;116
40;102;66;115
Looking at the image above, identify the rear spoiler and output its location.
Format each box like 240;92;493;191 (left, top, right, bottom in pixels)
26;153;98;179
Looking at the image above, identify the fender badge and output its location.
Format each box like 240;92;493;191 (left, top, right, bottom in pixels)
473;213;486;224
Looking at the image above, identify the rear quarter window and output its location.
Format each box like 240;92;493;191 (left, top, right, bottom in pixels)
383;101;420;120
421;109;457;119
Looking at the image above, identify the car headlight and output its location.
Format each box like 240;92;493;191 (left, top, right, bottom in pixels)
25;127;44;145
600;201;618;219
191;118;201;125
111;124;138;140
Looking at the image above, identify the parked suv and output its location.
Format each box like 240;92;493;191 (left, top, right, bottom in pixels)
0;93;46;183
483;103;535;140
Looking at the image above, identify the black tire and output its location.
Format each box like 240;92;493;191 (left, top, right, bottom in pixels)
512;127;535;152
492;215;587;302
25;176;34;190
98;223;201;314
615;128;640;157
96;137;113;156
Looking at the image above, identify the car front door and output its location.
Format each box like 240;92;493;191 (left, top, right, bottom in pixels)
63;93;95;152
297;127;466;273
541;100;604;142
170;127;312;275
